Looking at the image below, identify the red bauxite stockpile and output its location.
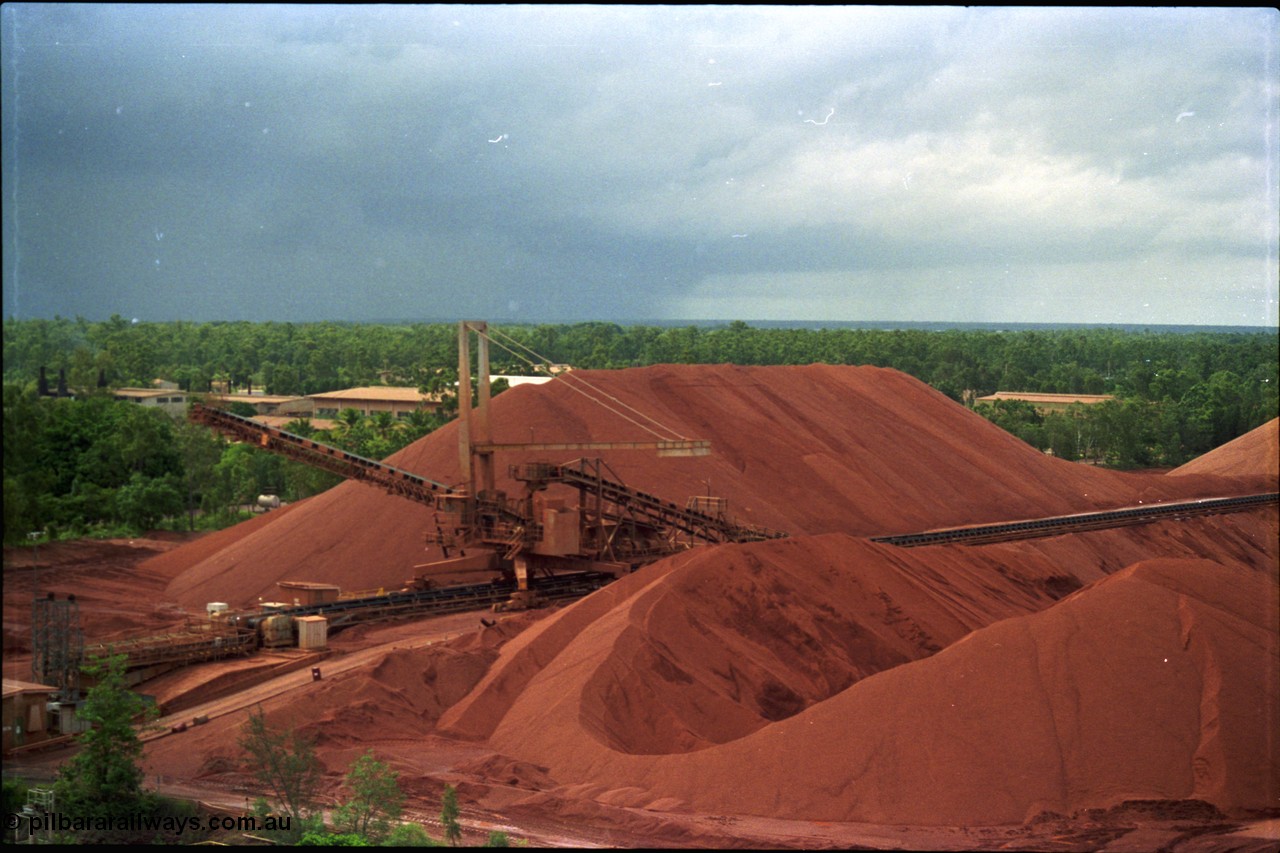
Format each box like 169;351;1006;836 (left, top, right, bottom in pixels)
159;364;1259;607
442;542;1275;824
148;364;1278;828
1171;417;1279;480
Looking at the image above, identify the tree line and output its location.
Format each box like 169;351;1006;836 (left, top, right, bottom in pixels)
6;316;1276;402
3;317;1276;544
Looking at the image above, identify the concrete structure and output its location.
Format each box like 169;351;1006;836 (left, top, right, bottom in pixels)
975;391;1115;413
2;679;57;754
112;387;190;417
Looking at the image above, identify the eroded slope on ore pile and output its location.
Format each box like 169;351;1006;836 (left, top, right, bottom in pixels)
448;545;1276;824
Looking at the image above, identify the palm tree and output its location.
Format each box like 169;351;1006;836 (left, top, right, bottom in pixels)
282;417;316;438
330;407;366;450
369;411;399;442
401;408;440;442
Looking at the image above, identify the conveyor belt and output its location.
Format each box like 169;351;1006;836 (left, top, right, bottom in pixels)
241;570;615;630
519;459;787;544
870;493;1278;547
83;572;615;670
190;403;454;503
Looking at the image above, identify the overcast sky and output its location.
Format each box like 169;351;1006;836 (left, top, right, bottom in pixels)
3;5;1277;327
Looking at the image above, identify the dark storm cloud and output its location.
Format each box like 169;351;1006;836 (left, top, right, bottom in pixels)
3;5;1277;325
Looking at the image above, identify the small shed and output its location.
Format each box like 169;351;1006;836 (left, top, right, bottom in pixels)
278;581;341;606
2;679;58;754
296;616;329;650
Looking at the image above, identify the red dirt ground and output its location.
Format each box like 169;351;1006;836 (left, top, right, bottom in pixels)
5;368;1277;849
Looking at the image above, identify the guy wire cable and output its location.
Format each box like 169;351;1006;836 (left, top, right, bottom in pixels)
481;325;692;441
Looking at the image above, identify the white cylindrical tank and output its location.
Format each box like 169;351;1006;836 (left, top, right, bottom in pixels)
256;494;281;509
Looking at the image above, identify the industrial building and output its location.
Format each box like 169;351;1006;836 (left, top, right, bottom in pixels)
974;391;1116;413
307;386;445;419
111;387;191;417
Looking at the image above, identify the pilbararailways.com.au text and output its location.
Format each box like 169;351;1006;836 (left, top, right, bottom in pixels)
9;811;290;834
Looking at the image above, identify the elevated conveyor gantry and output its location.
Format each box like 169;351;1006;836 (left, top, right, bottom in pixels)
513;458;785;549
188;394;786;581
189;403;455;507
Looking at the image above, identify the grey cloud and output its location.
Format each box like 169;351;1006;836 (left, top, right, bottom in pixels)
3;5;1275;325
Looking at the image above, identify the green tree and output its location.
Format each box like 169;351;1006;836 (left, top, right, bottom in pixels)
1042;409;1083;461
271;362;304;395
1092;398;1157;468
368;411;400;443
238;706;324;839
440;784;462;847
974;399;1044;449
2;383;50;540
400;407;442;443
54;654;157;820
299;831;371;845
285;416;319;438
331;407;369;448
1180;370;1254;453
2;778;28;828
175;419;224;530
382;822;438;846
334;750;405;844
114;471;184;530
208;443;261;518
